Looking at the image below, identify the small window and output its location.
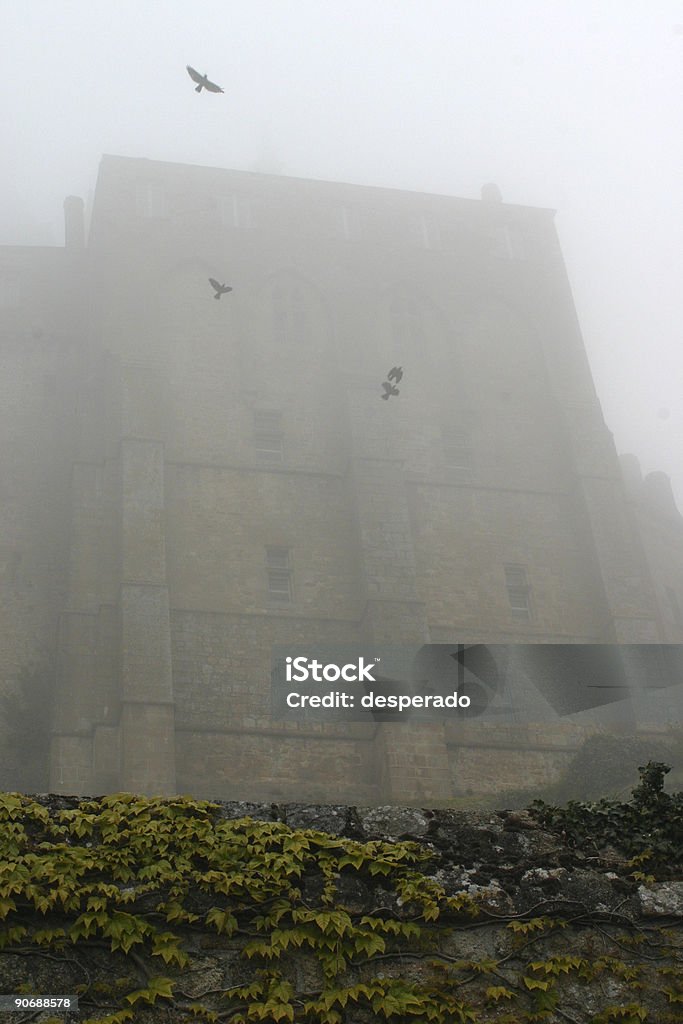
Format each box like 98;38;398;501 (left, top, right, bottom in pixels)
490;224;527;260
334;205;351;239
416;214;440;250
9;551;22;587
665;586;683;627
442;428;472;470
504;564;531;620
0;271;21;309
254;410;283;462
220;194;252;230
391;297;423;352
135;183;168;219
273;286;307;344
266;547;292;602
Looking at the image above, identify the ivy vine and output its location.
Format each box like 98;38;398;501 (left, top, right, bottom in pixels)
0;768;680;1023
529;762;683;874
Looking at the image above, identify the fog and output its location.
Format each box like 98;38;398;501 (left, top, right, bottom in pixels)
2;0;682;503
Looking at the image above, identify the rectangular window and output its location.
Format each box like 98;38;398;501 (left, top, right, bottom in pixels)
391;298;422;352
331;204;361;241
254;410;283;462
442;428;472;470
220;194;252;229
266;547;292;602
0;271;21;309
504;564;531;620
135;183;168;219
334;205;352;239
416;214;440;250
490;224;527;260
273;286;307;344
665;586;683;627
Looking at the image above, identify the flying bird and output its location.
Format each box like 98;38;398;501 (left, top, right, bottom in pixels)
387;366;403;383
209;278;233;299
381;381;400;400
186;65;224;94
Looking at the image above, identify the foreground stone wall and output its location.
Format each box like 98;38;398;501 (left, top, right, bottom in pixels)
1;792;681;1023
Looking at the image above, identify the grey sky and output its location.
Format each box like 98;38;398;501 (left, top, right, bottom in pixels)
3;0;681;505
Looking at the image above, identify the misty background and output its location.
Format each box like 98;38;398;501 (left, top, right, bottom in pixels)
2;0;681;506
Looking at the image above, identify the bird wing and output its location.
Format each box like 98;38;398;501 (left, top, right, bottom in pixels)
382;382;392;394
203;78;224;93
208;278;221;291
186;65;203;84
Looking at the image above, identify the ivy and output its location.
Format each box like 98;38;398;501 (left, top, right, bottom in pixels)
529;762;683;873
0;785;680;1023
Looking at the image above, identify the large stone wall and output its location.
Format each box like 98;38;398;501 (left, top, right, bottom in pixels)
1;791;681;1023
2;159;683;804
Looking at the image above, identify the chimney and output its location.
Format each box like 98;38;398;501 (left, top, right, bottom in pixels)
64;195;85;249
481;182;503;203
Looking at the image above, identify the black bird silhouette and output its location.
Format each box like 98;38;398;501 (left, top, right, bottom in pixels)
186;65;224;93
381;381;400;400
209;278;233;299
388;366;403;383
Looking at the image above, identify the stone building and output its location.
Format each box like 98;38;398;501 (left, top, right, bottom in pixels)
1;155;682;803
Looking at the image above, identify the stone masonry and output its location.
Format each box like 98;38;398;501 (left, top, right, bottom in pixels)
0;157;682;803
